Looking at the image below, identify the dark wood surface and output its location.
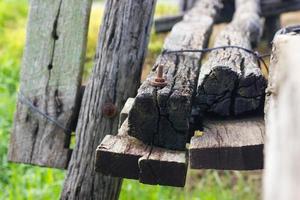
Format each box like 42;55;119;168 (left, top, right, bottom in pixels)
60;0;156;199
190;116;265;170
154;0;300;33
128;0;223;150
196;0;267;116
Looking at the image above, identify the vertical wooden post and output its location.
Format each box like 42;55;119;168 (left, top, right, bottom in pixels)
61;0;156;199
8;0;93;169
264;27;300;200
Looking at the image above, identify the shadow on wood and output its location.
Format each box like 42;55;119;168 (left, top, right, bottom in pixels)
189;116;265;170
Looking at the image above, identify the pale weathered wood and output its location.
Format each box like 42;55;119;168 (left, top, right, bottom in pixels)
8;0;92;169
196;0;267;116
119;98;134;128
61;0;156;199
95;121;149;180
263;27;300;200
190;116;265;170
95;120;187;187
128;0;223;151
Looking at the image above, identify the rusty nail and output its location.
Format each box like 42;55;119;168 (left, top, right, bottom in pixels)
102;102;117;118
151;65;167;87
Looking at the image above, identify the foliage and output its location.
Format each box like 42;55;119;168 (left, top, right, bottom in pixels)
0;1;261;199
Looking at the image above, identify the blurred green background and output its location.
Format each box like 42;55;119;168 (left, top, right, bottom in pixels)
1;0;299;199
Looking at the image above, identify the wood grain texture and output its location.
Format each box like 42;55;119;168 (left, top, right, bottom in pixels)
8;0;92;169
95;121;149;180
190;116;265;170
61;0;156;199
95;120;187;187
128;0;223;151
138;147;187;187
119;98;134;128
196;0;267;116
263;28;300;200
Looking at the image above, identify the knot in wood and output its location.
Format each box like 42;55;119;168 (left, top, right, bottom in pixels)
102;103;117;118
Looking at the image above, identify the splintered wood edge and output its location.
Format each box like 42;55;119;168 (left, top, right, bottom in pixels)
189;116;265;170
119;98;135;127
95;120;188;187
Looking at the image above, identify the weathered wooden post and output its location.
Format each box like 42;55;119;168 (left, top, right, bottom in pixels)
8;0;93;169
61;0;156;199
263;26;300;200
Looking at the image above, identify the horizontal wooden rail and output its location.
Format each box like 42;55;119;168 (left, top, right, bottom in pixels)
190;116;265;170
155;0;300;33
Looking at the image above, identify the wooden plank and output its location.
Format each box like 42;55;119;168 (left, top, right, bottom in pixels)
190;116;265;170
95;121;149;180
138;147;187;187
128;0;223;151
154;0;300;33
196;0;267;116
154;1;234;33
8;0;92;169
61;0;156;199
95;120;188;187
262;0;300;16
263;26;300;200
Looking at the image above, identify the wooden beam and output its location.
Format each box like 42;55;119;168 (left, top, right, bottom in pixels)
60;0;156;199
154;1;234;33
190;116;265;170
95;122;149;180
196;0;267;116
154;0;300;33
262;0;300;16
128;0;223;151
138;148;187;187
8;0;92;169
263;26;300;200
95;120;188;187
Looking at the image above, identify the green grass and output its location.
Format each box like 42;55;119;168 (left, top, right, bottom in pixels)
0;1;261;199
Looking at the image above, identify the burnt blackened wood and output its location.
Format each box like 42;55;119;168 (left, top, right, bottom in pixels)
263;27;300;200
196;0;267;116
128;0;223;151
8;0;92;169
61;0;156;199
190;116;265;170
